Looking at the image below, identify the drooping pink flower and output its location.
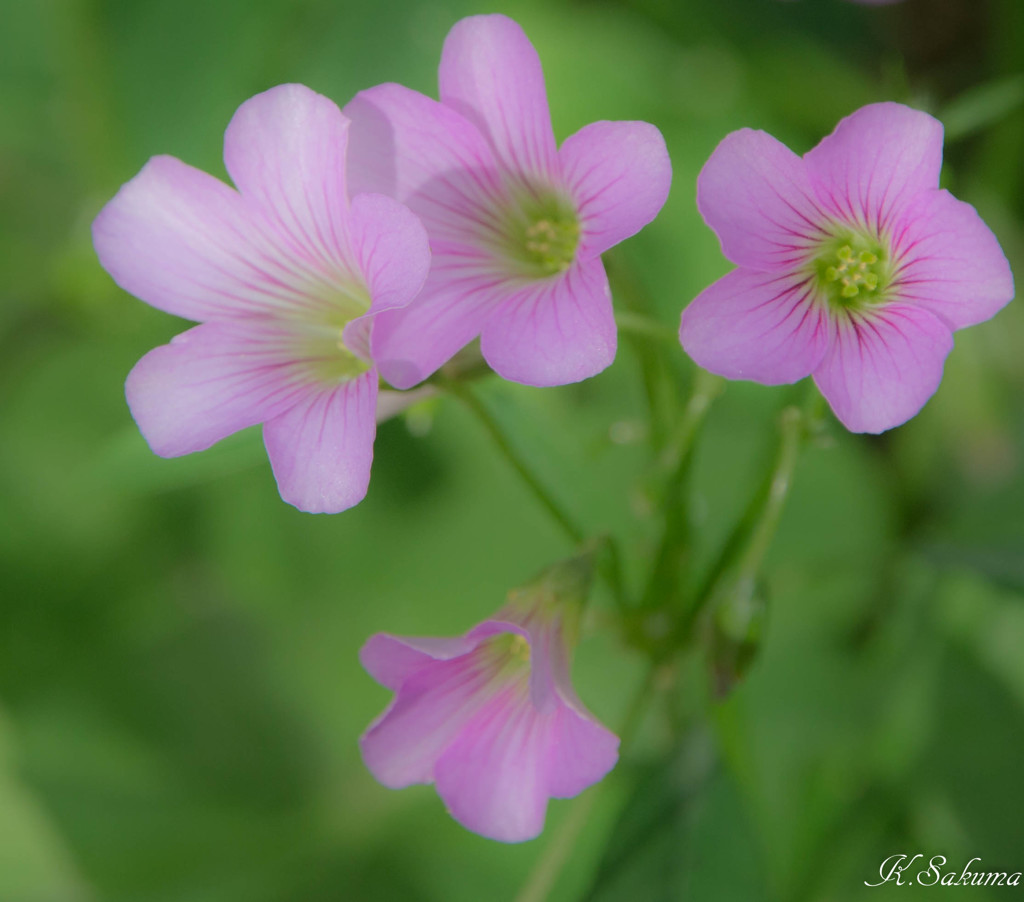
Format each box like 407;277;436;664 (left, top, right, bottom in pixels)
93;85;430;512
680;103;1014;433
343;14;672;389
359;573;619;842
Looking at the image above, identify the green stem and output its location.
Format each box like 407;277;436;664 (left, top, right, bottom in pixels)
444;382;630;609
654;369;724;487
512;663;658;902
671;388;814;648
605;253;680;451
447;381;585;545
613;311;680;344
730;405;803;586
638;369;723;611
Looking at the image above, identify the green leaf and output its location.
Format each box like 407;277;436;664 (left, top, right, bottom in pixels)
0;712;92;902
942;75;1024;142
583;731;767;902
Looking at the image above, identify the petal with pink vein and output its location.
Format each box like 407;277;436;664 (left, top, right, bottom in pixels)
804;102;944;235
223;84;353;275
812;303;953;433
890;189;1015;330
680;268;830;384
480;256;616;387
438;14;559;180
263;370;378;513
697;128;826;271
559;120;672;259
126;321;312;458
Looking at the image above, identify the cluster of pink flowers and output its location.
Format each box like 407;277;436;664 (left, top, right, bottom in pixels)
94;15;671;516
93;13;1013;843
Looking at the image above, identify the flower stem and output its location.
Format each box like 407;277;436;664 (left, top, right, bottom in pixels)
671;386;816;647
605;253;681;452
638;369;723;611
655;369;724;482
730;405;804;587
613;310;680;344
446;381;585;545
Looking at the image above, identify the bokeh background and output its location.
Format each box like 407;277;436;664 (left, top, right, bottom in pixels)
2;0;1023;899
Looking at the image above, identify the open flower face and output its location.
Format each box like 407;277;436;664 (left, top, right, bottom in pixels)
92;85;430;512
359;596;619;842
343;14;672;389
680;102;1014;433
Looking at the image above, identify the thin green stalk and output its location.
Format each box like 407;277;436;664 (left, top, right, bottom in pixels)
614;311;680;344
605;254;680;451
447;381;585;545
598;534;630;612
670;389;814;648
444;381;630;609
512;664;659;902
638;369;723;611
730;405;803;586
654;369;724;487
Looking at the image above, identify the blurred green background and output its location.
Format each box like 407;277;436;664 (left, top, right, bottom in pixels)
2;0;1023;899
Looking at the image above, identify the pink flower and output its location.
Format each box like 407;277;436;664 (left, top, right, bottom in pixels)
359;585;619;842
93;85;430;512
680;103;1014;433
343;14;672;389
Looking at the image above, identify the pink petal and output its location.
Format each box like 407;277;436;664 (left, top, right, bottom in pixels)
262;371;378;513
347;193;431;315
360;654;494;788
679;268;830;384
223;84;354;276
545;703;619;799
559;120;672;258
521;619;560;713
92;156;313;321
371;265;506;389
480;256;616;387
433;687;552;842
341;192;432;359
696;129;827;271
343;82;504;242
125;321;312;458
812;303;953;433
890;189;1014;330
360;633;477;691
438;14;558;181
804;102;943;235
493;613;563;714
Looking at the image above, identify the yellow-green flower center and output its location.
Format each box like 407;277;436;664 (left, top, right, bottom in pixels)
507;633;531;663
812;231;890;310
500;188;580;278
474;632;533;687
302;281;373;382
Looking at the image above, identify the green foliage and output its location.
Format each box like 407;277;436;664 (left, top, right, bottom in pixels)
583;734;767;902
